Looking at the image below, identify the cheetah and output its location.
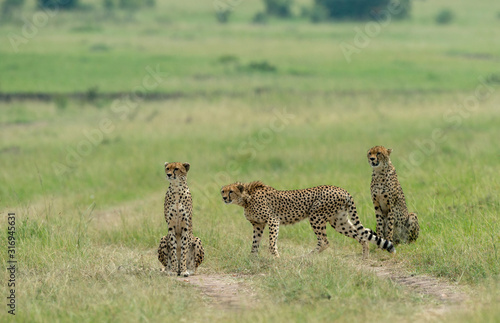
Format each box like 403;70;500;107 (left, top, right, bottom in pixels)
220;181;395;259
367;146;420;244
158;162;204;277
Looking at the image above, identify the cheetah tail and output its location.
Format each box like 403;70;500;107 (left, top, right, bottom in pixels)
367;230;396;254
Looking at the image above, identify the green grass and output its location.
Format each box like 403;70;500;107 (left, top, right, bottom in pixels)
1;0;500;321
1;0;499;93
1;92;499;321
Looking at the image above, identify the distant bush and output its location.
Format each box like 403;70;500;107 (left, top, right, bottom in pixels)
312;0;411;21
244;61;277;73
309;5;329;23
252;11;268;24
103;0;155;10
38;0;78;10
435;9;454;25
54;94;69;111
215;8;231;23
486;73;500;84
119;0;141;10
217;55;239;65
1;0;24;19
85;86;99;102
263;0;293;18
103;0;114;10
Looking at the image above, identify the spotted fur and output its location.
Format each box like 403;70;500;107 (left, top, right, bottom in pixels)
221;181;395;259
158;162;204;277
367;146;420;244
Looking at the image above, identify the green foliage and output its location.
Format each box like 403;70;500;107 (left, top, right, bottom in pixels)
38;0;78;10
102;0;114;10
102;0;155;10
54;94;69;110
435;8;454;25
1;0;24;19
243;61;277;72
215;8;231;23
252;11;268;24
263;0;293;18
309;5;328;23
314;0;411;20
119;0;141;10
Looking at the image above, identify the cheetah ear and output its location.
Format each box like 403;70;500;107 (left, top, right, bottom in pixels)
387;149;393;155
237;184;244;193
183;163;190;172
164;162;169;167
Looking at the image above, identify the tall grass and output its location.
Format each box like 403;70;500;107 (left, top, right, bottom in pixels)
1;91;498;322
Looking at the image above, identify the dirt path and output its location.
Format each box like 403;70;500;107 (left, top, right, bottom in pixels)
177;274;257;310
364;262;468;304
351;257;470;320
178;258;469;317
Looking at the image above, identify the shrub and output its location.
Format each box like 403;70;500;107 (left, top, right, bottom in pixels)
313;0;411;21
435;8;454;25
103;0;154;11
119;0;141;10
215;8;231;23
263;0;293;18
54;94;69;111
309;5;328;23
103;0;114;10
244;61;277;72
252;11;268;24
1;0;24;20
38;0;78;10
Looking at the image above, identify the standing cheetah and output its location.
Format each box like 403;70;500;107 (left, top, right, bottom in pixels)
158;162;204;277
367;146;419;244
221;181;395;259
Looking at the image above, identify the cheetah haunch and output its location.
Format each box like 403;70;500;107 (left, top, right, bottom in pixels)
367;146;420;244
221;181;395;259
158;162;204;277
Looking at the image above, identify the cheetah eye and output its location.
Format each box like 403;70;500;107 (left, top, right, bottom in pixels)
229;190;233;194
376;152;380;155
174;167;179;171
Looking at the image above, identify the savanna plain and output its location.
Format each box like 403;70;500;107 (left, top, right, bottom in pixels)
1;0;499;322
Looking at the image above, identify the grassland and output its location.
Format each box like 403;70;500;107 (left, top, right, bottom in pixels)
1;0;500;322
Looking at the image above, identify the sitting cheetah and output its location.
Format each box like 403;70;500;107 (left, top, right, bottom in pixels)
158;162;204;277
367;146;420;244
220;181;395;259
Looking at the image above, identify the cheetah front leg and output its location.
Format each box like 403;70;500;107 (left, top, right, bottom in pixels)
385;206;395;242
166;228;179;276
372;198;385;238
251;222;266;254
267;218;280;257
179;228;190;277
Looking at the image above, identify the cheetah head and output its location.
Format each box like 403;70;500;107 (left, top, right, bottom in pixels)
220;183;245;205
367;146;392;168
164;162;190;181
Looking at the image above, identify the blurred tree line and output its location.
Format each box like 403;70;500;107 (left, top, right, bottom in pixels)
1;0;411;23
217;0;412;24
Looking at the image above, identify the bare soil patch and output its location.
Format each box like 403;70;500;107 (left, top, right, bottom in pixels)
177;274;257;310
359;259;469;304
354;257;470;321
